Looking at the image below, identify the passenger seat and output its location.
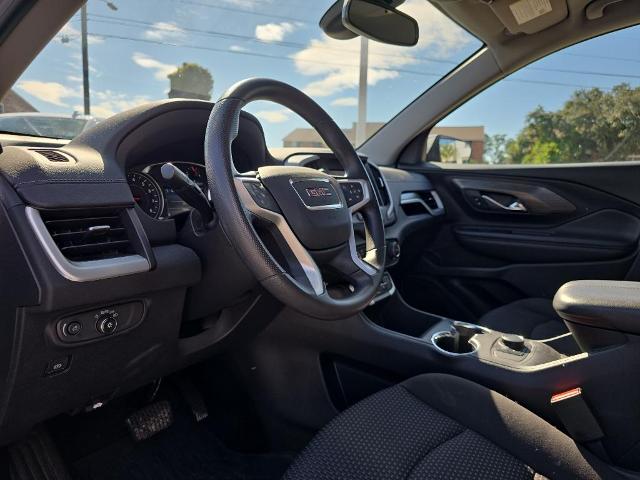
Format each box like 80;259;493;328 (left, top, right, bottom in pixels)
477;297;568;340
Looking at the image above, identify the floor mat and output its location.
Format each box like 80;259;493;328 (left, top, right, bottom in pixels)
60;395;292;480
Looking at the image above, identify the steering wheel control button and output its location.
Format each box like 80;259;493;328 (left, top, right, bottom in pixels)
340;181;364;208
63;321;82;337
55;302;144;343
244;182;280;212
96;312;118;335
44;356;70;376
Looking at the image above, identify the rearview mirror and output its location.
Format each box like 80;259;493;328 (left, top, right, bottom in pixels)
426;135;472;164
342;0;419;47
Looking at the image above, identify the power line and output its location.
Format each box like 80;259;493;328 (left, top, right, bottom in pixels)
86;14;461;67
91;31;448;75
177;0;308;24
532;66;640;81
84;14;640;82
87;31;617;92
562;52;640;65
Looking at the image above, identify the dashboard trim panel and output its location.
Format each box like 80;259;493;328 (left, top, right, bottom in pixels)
25;206;151;282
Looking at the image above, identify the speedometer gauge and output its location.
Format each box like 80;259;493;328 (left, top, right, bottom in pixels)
127;171;164;219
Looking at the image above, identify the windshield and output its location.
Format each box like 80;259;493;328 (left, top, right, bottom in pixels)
1;0;480;147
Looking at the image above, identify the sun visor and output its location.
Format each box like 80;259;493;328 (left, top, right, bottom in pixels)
486;0;568;34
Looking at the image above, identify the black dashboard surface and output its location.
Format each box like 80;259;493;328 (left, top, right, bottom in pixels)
0;98;435;448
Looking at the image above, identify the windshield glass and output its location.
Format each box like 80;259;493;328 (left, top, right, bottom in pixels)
1;0;481;146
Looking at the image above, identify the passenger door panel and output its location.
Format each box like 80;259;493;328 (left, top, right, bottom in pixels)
395;165;640;322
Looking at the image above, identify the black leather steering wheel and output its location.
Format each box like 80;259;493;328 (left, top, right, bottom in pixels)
204;78;385;319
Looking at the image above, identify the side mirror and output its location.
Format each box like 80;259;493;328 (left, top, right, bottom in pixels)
342;0;419;47
426;135;472;164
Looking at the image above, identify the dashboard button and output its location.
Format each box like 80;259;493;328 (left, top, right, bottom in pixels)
244;182;280;212
45;356;70;376
63;321;82;336
97;314;118;335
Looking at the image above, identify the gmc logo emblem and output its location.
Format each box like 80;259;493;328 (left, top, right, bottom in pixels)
305;187;333;198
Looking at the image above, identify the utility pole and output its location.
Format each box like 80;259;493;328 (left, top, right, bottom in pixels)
355;37;368;146
81;4;90;115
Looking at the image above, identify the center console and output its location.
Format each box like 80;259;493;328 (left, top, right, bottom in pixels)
428;321;566;369
361;281;640;472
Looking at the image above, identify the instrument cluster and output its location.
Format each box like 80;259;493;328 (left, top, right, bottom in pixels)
127;162;208;219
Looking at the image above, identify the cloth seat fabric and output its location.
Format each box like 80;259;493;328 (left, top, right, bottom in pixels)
478;298;568;340
283;374;618;480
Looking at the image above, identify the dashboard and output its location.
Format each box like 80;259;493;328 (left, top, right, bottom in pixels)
127;162;208;219
0;99;437;449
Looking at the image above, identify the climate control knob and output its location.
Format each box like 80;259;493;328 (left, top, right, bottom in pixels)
96;313;118;335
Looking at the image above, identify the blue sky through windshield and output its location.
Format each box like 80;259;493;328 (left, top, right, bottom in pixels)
12;0;481;146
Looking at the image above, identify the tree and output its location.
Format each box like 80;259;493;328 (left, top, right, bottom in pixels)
506;83;640;164
168;63;214;101
484;133;511;164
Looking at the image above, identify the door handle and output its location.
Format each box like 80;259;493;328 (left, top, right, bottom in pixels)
481;194;527;212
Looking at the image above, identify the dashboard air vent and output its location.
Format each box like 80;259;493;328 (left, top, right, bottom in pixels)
32;149;72;163
40;209;132;262
366;164;390;206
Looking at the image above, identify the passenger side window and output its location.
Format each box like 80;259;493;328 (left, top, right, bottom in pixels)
429;25;640;165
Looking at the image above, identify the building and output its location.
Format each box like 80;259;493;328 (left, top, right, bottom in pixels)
283;122;485;163
283;122;385;148
0;89;37;113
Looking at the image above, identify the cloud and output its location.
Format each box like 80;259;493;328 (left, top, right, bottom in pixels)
230;45;249;52
132;52;176;80
254;109;290;123
255;22;297;43
144;22;185;41
292;0;473;97
331;96;358;107
17;80;79;107
75;90;149;118
293;38;398;97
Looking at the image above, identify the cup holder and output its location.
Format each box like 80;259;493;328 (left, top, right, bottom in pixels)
432;330;479;356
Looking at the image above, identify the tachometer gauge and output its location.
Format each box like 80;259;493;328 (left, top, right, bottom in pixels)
179;163;208;194
127;171;164;219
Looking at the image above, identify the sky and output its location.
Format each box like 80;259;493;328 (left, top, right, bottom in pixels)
11;0;640;147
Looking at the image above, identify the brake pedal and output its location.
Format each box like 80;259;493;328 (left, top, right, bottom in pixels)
125;400;173;442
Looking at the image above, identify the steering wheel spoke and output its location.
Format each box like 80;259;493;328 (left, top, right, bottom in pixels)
235;177;325;296
328;238;379;294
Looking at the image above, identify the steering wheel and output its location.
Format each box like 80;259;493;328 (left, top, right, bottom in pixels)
204;78;385;319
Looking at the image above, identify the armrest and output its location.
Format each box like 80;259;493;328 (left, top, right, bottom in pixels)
553;280;640;334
